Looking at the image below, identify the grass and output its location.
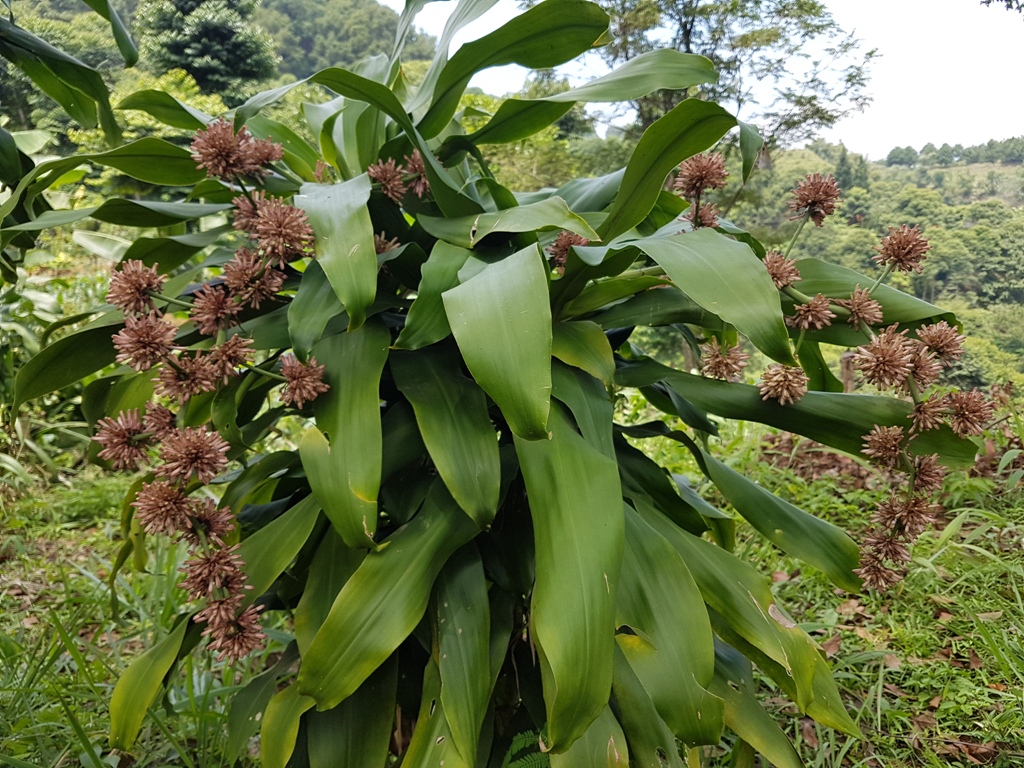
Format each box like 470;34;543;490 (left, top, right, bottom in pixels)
0;469;283;765
1;435;1022;766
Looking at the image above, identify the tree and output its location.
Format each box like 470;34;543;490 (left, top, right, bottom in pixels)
982;0;1024;12
255;0;435;79
885;146;918;167
4;2;983;764
851;154;870;189
833;145;853;190
135;0;277;95
594;0;874;142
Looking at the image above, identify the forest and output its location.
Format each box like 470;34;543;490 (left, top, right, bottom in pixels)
1;0;1023;766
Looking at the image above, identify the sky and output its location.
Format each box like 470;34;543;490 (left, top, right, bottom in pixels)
378;0;1024;160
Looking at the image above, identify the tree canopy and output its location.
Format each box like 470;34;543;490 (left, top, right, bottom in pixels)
593;0;875;142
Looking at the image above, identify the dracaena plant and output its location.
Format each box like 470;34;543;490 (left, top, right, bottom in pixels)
5;0;989;765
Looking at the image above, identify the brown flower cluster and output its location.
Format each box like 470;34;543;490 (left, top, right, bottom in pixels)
758;364;809;406
367;151;432;205
190;118;282;181
873;225;931;274
788;173;842;226
674;153;728;201
686;202;720;230
787;293;835;331
852;319;993;590
763;251;801;289
699;337;749;382
547;231;589;275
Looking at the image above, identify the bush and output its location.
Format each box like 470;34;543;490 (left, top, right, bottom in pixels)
4;1;990;764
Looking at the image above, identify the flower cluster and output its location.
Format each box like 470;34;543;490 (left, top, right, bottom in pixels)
93;128;340;662
673;152;728;229
546;230;590;275
367;149;432;204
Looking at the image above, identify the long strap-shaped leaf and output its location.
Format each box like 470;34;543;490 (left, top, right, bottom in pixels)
461;50;717;147
549;706;630;768
597;99;736;242
443;245;552;440
391;346;501;527
615;357;976;467
417;0;609;139
515;404;624;753
394;240;473;350
295;176;377;331
296;483;478;709
616;506;724;745
302;321;390;547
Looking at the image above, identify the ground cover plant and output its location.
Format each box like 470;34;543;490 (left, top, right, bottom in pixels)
0;0;1008;765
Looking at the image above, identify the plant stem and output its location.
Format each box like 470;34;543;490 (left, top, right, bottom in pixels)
244;364;286;383
150;292;193;310
868;264;894;295
783;215;808;259
615;265;668;281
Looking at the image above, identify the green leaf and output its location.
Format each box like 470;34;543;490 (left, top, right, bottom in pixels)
294;529;365;654
401;658;470;768
419;197;598;249
615;358;976;468
597;99;736;242
305;656;399;768
610;647;685;768
227;646;299;758
238;494;322;606
515;404;624;753
109;618;189;750
394;241;472;350
463;50;716;146
13;323;116;411
295;177;377;330
119;225;229;271
391;346;501;528
635;506;860;737
551;361;614;459
616;507;723;745
417;0;609;138
638;229;794;365
709;644;803;768
248;115;322;182
81;0;138;66
738;121;764;183
437;546;491;764
443;246;552;440
116;89;211;130
260;683;316;768
785;259;960;346
288;261;345;358
549;706;630;768
687;438;859;591
297;483;478;709
551;320;615;387
306;322;390;546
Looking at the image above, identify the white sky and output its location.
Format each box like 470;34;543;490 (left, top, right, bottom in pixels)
379;0;1024;160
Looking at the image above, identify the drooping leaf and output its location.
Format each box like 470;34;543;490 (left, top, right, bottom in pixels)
238;494;322;606
288;260;345;358
597;99;736;242
116;89;211;130
394;240;473;350
463;50;716;146
296;177;377;330
443;245;552;440
81;0;138;66
227;647;300;759
738;121;764;183
437;546;491;764
391;346;501;528
305;656;398;768
297;484;478;709
616;357;976;468
294;529;365;654
616;506;723;745
638;229;795;365
610;647;685;768
551;320;615;387
515;404;624;752
549;706;630;768
302;321;390;548
260;683;316;768
417;0;609;138
400;658;470;768
109;618;189;750
419;197;598;249
12;322;117;411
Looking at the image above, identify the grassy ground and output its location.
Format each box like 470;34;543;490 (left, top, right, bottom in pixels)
1;434;1022;766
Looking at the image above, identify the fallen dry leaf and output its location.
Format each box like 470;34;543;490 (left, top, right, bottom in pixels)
800;718;819;749
968;649;984;670
821;634;842;658
883;653;902;669
976;611;1003;621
